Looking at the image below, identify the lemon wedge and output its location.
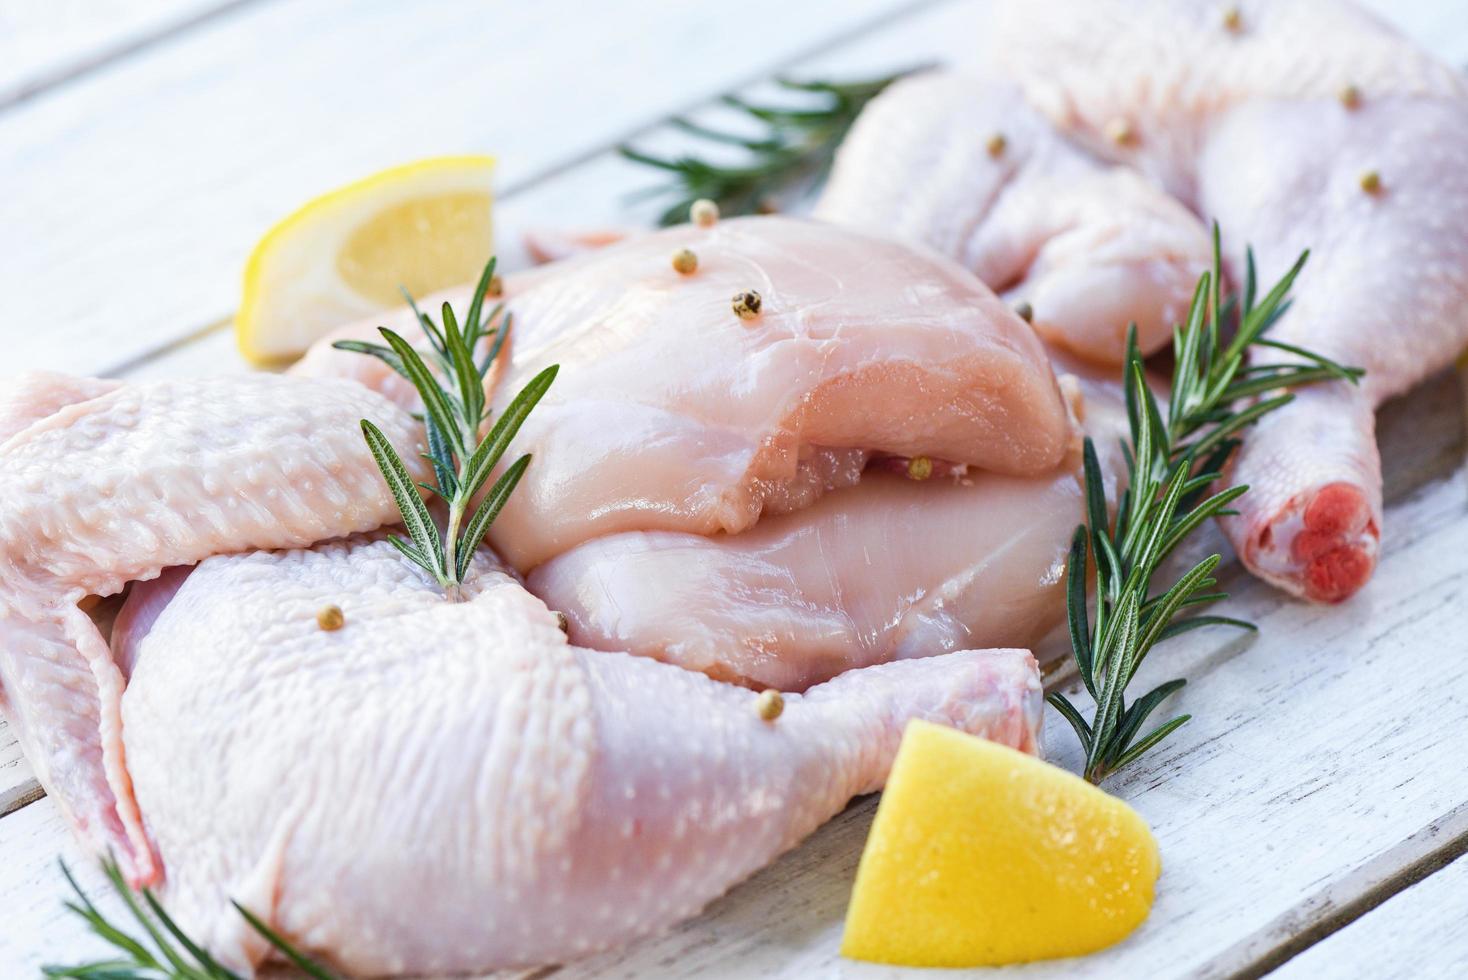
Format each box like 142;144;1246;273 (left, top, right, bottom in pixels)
236;155;495;364
841;720;1160;967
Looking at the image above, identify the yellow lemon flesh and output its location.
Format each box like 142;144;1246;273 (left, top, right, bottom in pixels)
236;156;495;365
841;720;1160;967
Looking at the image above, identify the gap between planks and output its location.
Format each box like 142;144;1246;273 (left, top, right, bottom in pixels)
1212;799;1468;979
0;0;270;112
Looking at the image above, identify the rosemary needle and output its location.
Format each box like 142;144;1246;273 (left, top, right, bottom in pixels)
1051;226;1363;784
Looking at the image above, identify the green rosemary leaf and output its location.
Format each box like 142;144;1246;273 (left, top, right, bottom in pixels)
385;535;437;576
1156;615;1256;643
231;903;339;980
1252;338;1363;380
440;301;483;429
1133;555;1222;675
400;286;448;357
456;454;532;580
425;415;457;498
1046;692;1094;754
1110;714;1192;774
1155;485;1248;564
459;365;558;501
329;339;409;380
1065;526;1095;699
1243;246;1258;314
142;889;236;977
1088;590;1140;767
98;860;198;977
478;310;511;378
361;420;445;578
463;257;498;352
1107;678;1187;767
378;328;464;458
1185;392;1294;462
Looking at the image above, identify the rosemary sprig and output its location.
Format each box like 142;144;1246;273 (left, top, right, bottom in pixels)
1052;227;1363;784
334;258;557;599
44;858;338;979
620;69;917;226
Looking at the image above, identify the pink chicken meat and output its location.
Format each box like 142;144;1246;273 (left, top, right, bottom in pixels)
298;216;1073;571
816;71;1212;365
113;536;1040;974
531;355;1132;691
0;374;424;885
992;0;1468;601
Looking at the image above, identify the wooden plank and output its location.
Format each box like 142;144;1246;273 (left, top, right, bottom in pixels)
0;716;42;817
0;0;241;108
0;798;134;971
0;0;932;379
1270;855;1468;980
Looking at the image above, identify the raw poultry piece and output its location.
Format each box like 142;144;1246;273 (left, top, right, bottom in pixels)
815;72;1212;365
298;216;1074;571
992;0;1468;601
0;373;423;884
114;534;1043;975
531;352;1131;690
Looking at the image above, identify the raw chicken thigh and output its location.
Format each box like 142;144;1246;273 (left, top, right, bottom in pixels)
992;0;1468;601
817;72;1212;364
116;535;1042;975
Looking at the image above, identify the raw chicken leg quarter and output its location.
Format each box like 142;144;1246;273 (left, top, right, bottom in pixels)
117;535;1043;974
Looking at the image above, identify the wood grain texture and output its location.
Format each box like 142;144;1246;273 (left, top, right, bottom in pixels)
1270;854;1468;980
0;0;241;108
0;0;931;378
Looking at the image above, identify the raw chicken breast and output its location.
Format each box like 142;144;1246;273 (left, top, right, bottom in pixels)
0;373;423;884
816;72;1211;364
299;216;1073;570
993;0;1468;601
532;353;1131;690
118;534;1043;975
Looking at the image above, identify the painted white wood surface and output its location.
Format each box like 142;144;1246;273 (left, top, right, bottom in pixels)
0;0;927;379
1271;855;1468;980
3;0;1468;976
0;0;232;106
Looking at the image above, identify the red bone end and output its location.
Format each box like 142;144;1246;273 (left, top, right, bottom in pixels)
1288;483;1378;603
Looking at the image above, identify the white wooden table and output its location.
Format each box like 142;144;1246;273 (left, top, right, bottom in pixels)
2;0;1466;975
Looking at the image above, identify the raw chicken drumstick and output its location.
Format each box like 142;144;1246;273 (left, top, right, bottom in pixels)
114;535;1041;975
297;216;1074;570
0;374;425;884
993;0;1468;601
816;71;1213;365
